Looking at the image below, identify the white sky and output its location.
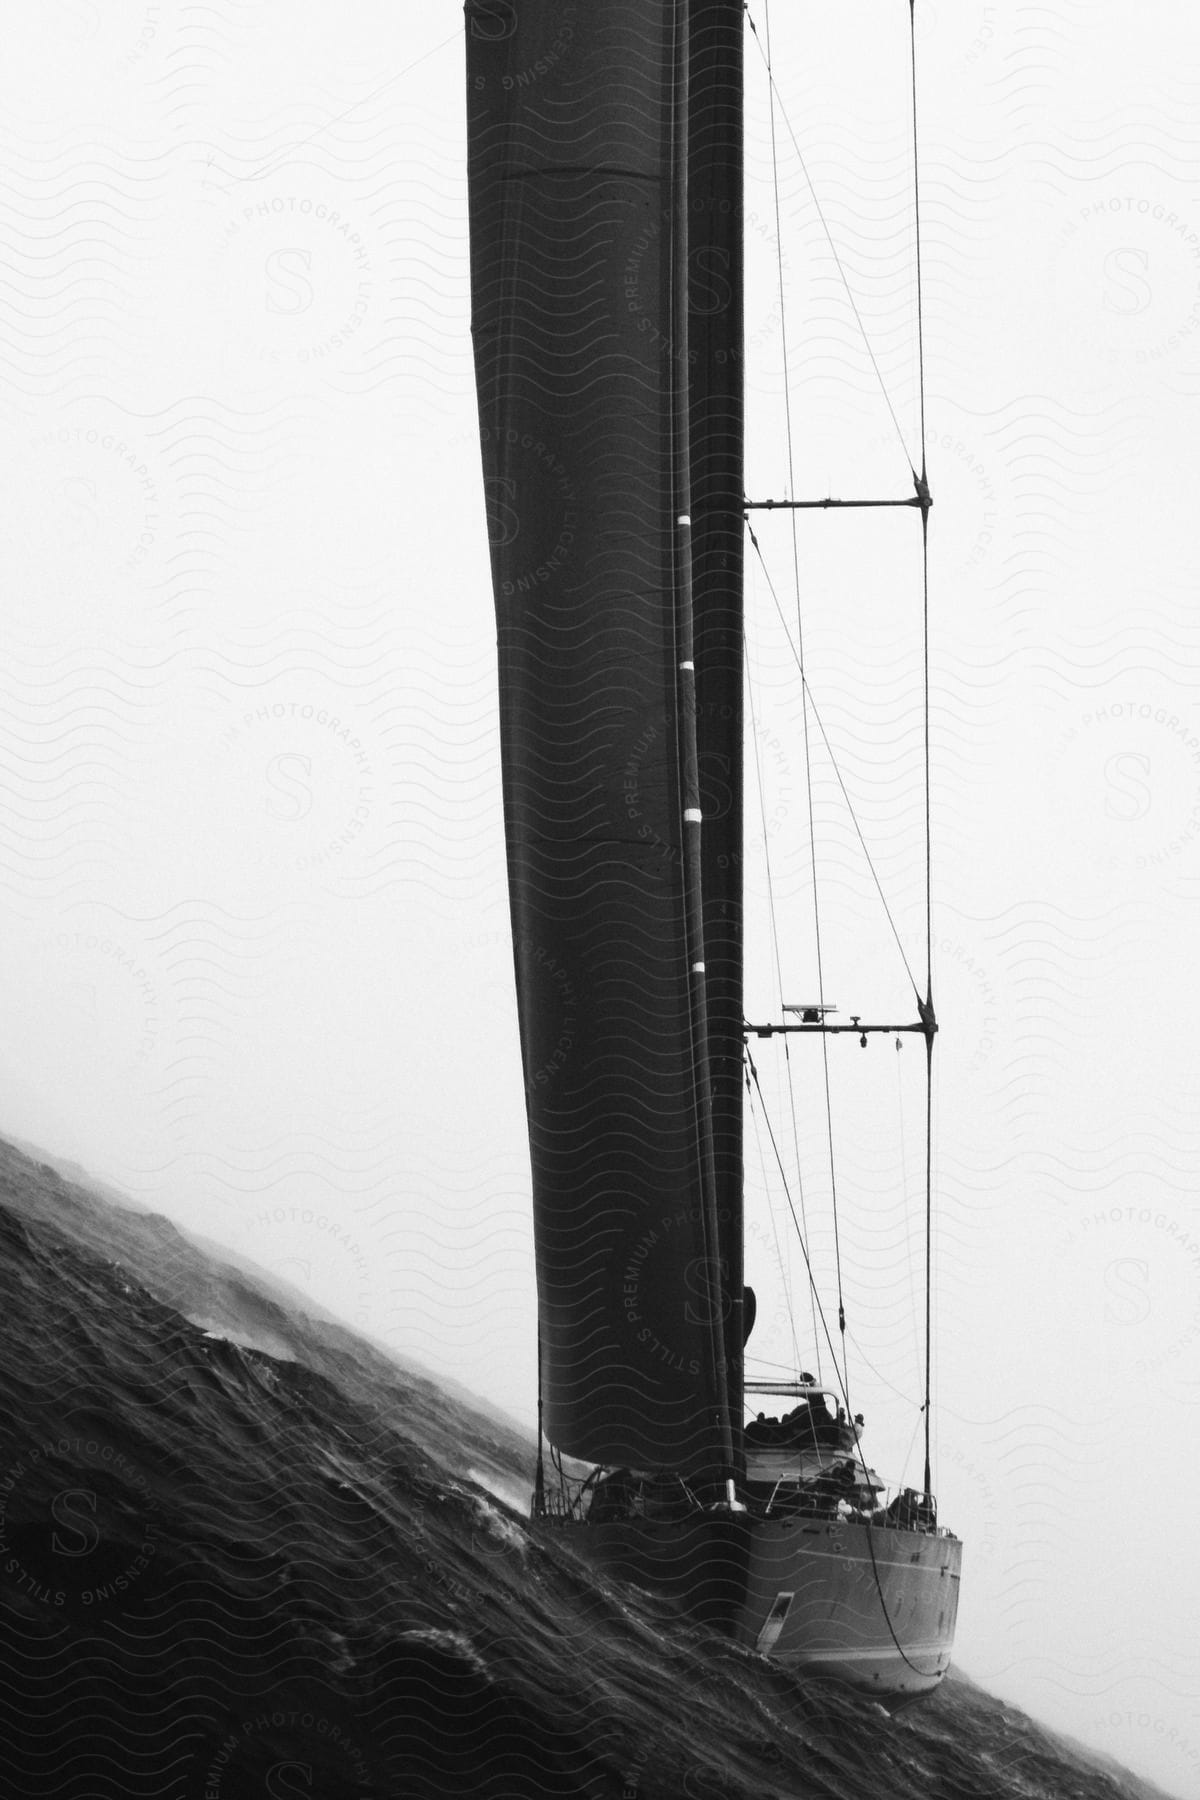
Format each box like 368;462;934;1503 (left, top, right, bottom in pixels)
2;4;1198;1794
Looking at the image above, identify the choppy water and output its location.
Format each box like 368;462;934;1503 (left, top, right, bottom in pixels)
0;1136;1178;1799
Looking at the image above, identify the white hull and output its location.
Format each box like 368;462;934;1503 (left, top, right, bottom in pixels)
546;1513;961;1698
739;1518;961;1696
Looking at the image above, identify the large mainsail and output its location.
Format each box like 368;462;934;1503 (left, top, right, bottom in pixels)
466;1;743;1474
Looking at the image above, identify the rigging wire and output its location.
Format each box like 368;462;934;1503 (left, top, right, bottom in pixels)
897;1035;927;1388
746;1062;804;1376
781;1045;816;1374
898;1405;925;1496
746;522;921;1003
822;1052;926;1414
908;0;937;1509
744;613;822;1370
746;1049;850;1417
858;5;944;1675
761;0;849;1400
749;1046;925;1414
745;5;917;479
743;1352;809;1375
842;1332;923;1409
910;0;930;495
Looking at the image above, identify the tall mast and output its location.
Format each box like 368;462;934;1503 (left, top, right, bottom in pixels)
669;0;747;1494
687;0;746;1473
669;0;730;1489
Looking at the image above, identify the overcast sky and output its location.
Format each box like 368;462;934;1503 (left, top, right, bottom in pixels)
2;4;1199;1795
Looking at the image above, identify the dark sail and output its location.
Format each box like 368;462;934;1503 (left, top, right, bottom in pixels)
466;1;742;1473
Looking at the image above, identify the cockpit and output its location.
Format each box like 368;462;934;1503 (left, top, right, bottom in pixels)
743;1376;860;1452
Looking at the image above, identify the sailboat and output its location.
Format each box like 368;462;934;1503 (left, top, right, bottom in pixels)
465;0;961;1696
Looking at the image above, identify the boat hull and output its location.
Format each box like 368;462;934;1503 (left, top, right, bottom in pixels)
740;1517;960;1696
539;1515;960;1697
